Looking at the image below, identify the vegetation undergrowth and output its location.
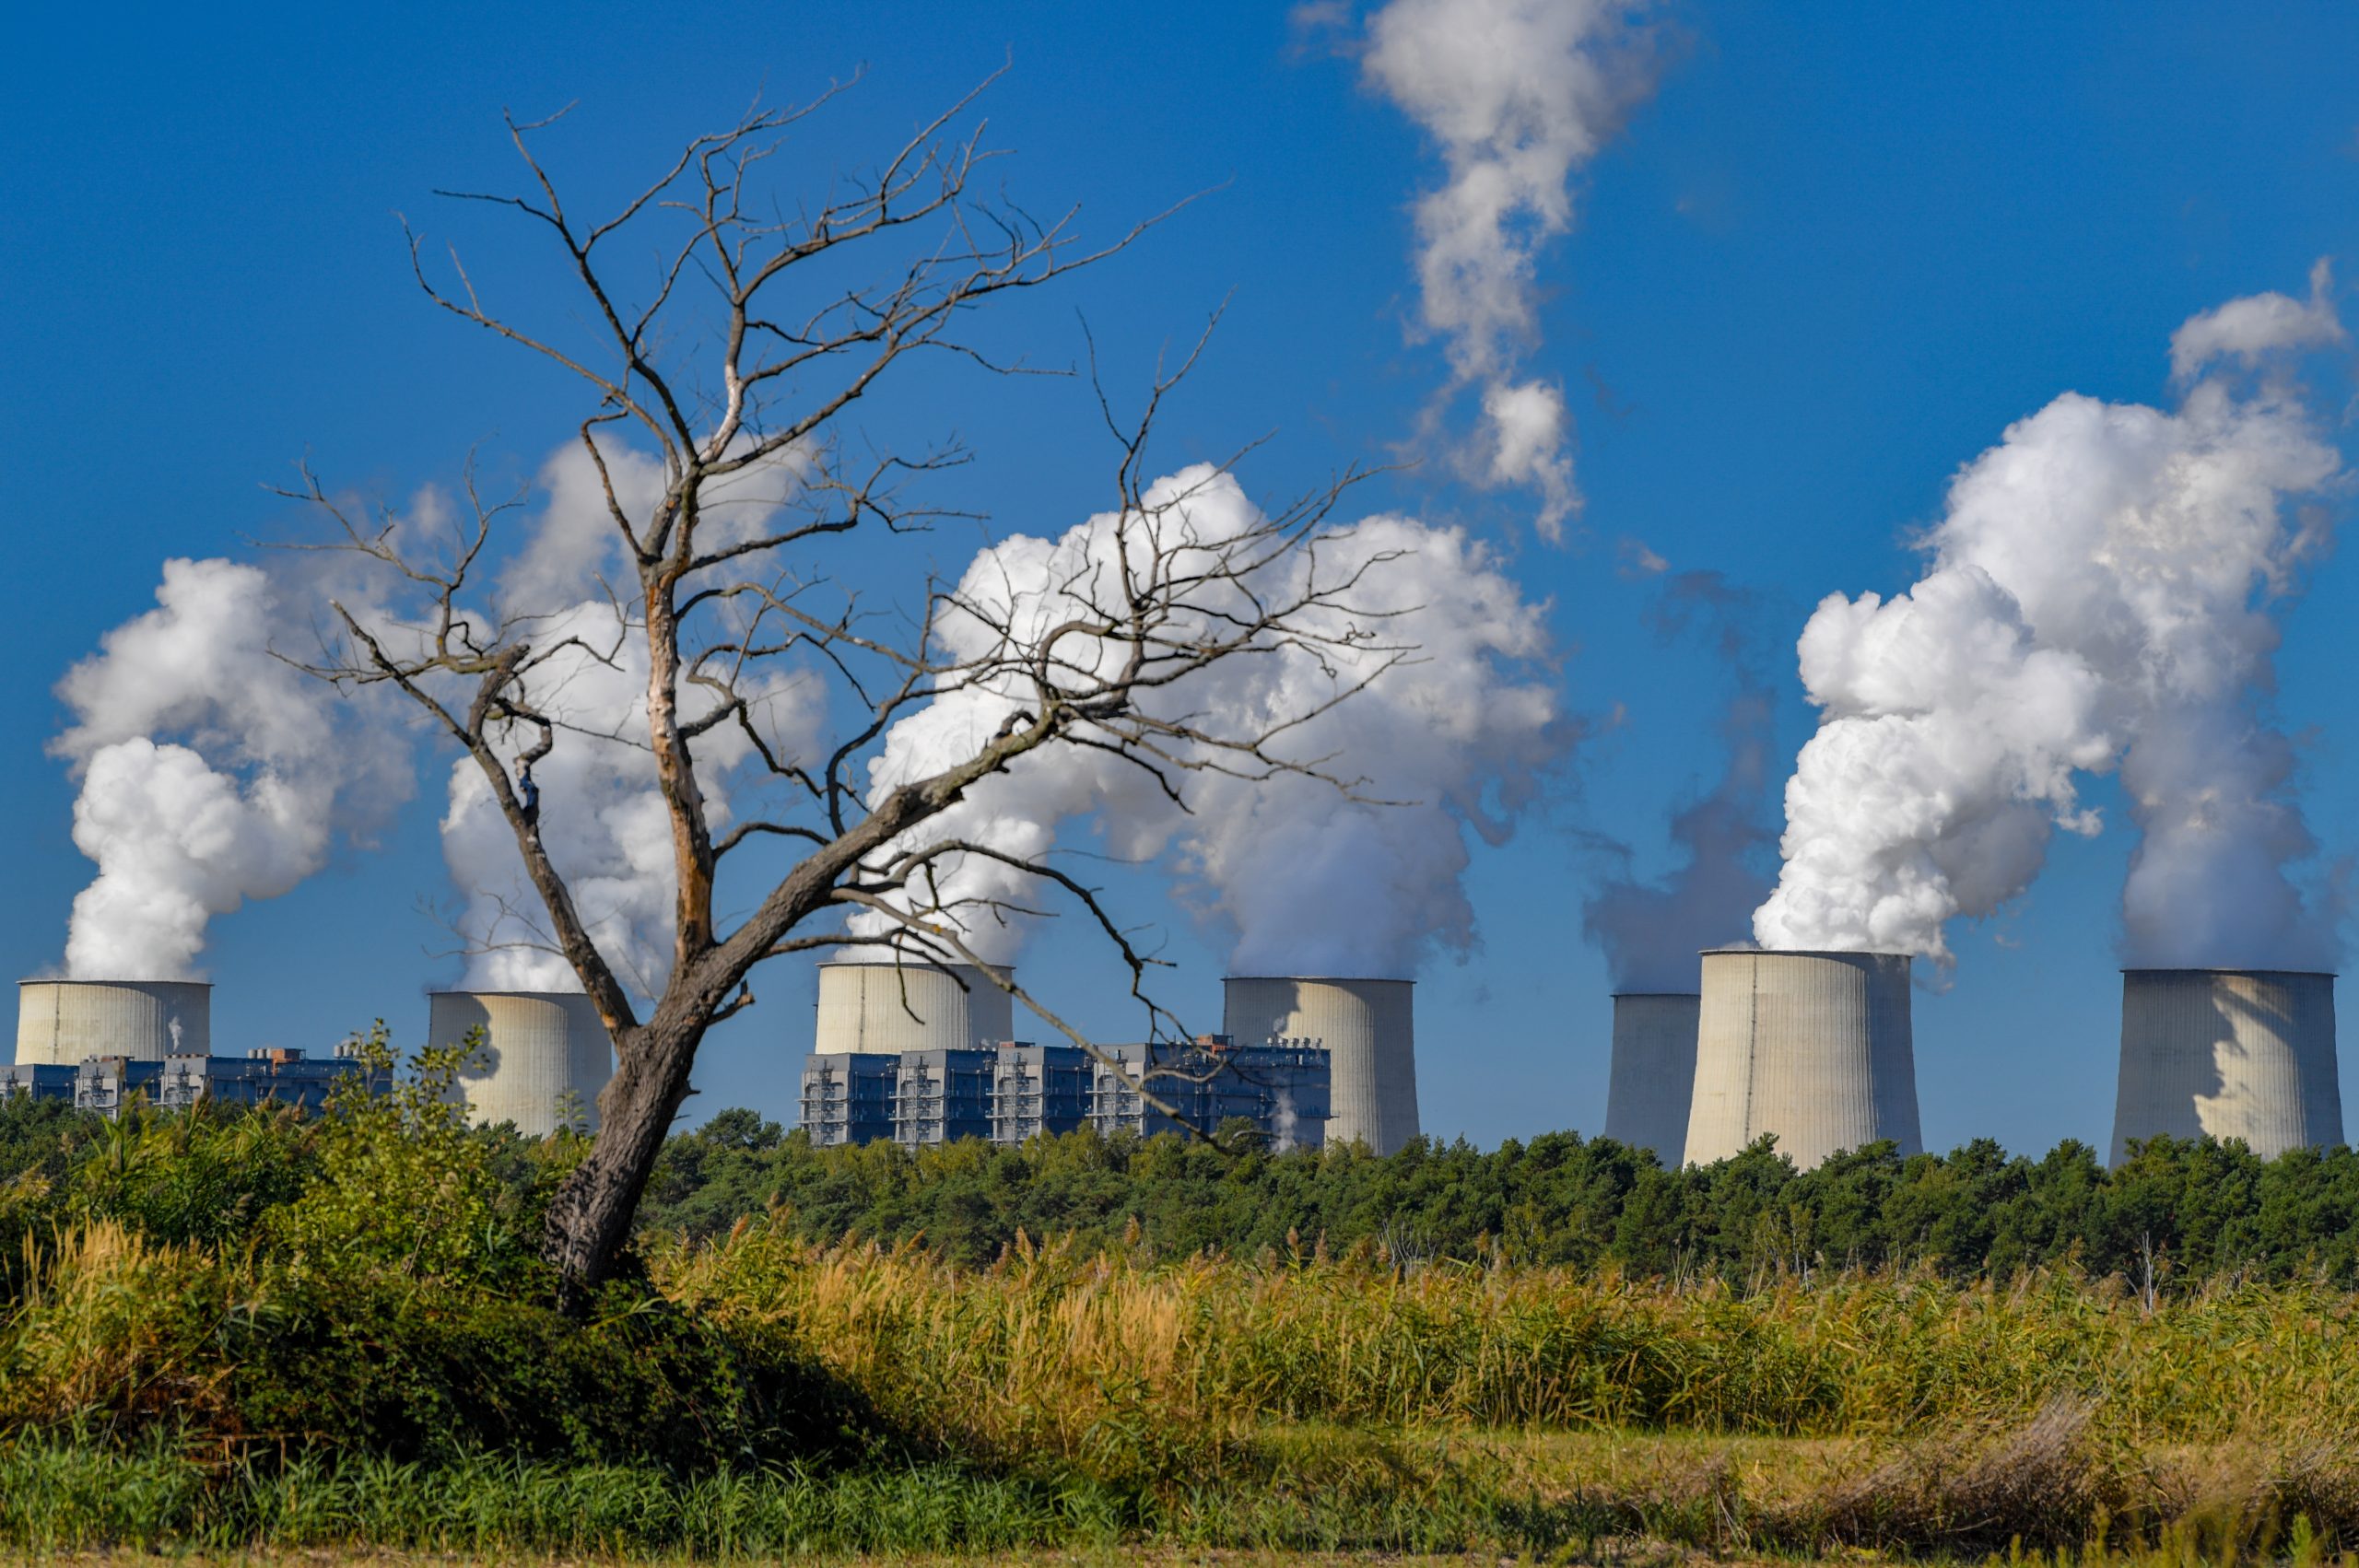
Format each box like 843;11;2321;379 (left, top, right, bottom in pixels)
6;1032;2359;1560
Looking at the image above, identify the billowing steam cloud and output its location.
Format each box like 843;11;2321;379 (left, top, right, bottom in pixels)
1361;0;1660;540
52;558;408;978
1174;504;1565;972
49;435;817;996
850;463;1567;977
1581;569;1775;992
441;440;817;996
440;603;680;996
440;603;819;996
1756;270;2347;967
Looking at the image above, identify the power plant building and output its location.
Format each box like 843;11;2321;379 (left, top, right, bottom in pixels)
428;990;613;1137
812;962;1014;1055
0;1064;76;1102
73;1056;165;1117
1603;992;1700;1163
1222;977;1414;1153
1087;1037;1332;1150
991;1044;1093;1143
5;1038;381;1119
15;980;211;1065
158;1046;387;1114
2109;968;2341;1164
795;1036;1330;1151
800;1051;896;1148
1684;949;1921;1170
888;1047;996;1146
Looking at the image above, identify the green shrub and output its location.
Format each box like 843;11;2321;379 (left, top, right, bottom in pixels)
263;1024;557;1292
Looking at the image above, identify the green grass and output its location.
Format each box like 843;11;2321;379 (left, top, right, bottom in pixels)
0;1438;1137;1557
5;1417;2359;1562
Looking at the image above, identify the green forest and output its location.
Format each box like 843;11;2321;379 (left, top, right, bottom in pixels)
639;1105;2359;1290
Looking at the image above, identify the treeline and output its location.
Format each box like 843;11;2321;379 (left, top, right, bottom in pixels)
641;1109;2359;1288
12;1084;2358;1292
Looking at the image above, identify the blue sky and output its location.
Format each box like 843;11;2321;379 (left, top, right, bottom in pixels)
5;1;2357;1153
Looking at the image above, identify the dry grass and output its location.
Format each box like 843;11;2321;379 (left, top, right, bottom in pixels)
648;1226;2359;1557
654;1223;2359;1465
11;1214;2359;1558
0;1218;232;1431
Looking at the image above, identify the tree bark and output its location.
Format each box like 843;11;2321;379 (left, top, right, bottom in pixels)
542;1014;705;1309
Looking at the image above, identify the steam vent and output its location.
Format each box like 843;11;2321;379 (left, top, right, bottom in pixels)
2108;968;2341;1164
428;990;614;1137
15;979;213;1065
1223;977;1418;1154
810;962;1015;1055
1603;992;1700;1163
1684;949;1921;1169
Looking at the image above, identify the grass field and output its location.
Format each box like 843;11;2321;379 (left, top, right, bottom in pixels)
11;1220;2359;1560
9;1088;2359;1562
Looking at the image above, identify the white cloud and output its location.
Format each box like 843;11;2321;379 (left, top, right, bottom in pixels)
1480;378;1578;537
2169;258;2345;382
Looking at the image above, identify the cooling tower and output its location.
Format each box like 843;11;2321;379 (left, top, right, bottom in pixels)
15;980;211;1065
1684;949;1920;1169
1223;977;1417;1154
2109;969;2341;1164
428;990;613;1137
1603;992;1699;1163
811;962;1015;1055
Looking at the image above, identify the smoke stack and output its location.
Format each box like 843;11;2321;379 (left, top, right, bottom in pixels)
1223;977;1417;1154
1603;992;1699;1162
428;990;613;1137
15;979;211;1065
811;962;1015;1056
1684;950;1920;1169
2109;969;2341;1164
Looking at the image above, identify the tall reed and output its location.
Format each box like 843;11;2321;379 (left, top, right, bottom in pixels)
658;1223;2359;1468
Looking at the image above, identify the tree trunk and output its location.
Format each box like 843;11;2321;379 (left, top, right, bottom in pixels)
542;1015;704;1310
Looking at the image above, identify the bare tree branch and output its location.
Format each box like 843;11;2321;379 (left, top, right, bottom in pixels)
290;75;1398;1307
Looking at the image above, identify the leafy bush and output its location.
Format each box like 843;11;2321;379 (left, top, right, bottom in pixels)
0;1026;896;1471
263;1024;557;1292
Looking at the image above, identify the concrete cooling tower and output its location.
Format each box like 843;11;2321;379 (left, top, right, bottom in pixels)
1684;949;1920;1170
1603;992;1699;1163
428;990;614;1137
1223;977;1417;1154
15;980;212;1065
811;962;1015;1055
2109;969;2341;1164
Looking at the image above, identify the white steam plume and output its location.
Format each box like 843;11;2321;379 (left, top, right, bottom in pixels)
850;463;1567;977
442;443;819;996
496;434;810;614
52;558;409;979
1362;0;1660;540
1175;506;1564;973
440;607;819;997
1581;569;1775;992
440;602;678;995
1756;272;2346;966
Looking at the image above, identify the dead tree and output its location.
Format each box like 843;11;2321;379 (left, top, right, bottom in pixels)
296;81;1407;1305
